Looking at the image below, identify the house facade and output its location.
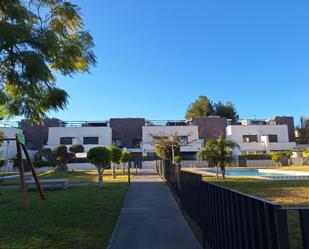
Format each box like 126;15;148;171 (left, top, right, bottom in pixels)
47;125;112;151
226;118;296;155
0;127;23;169
0;116;297;160
142;122;201;157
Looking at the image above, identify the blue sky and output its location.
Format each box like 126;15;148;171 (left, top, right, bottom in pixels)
49;0;309;123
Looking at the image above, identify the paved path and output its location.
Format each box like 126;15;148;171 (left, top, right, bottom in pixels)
107;169;202;249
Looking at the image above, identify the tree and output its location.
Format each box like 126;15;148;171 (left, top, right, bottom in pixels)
120;150;131;173
87;147;111;188
196;136;238;178
36;147;54;162
185;96;214;119
196;139;220;168
0;130;4;145
53;145;74;171
214;101;239;122
155;138;180;161
109;146;122;179
151;134;193;163
0;157;5;168
69;144;84;154
185;96;239;121
174;155;182;165
0;0;96;122
296;117;309;144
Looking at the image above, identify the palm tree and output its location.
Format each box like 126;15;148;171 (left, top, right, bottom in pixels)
216;136;239;178
197;135;238;178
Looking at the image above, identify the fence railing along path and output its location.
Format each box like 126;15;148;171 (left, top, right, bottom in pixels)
156;160;309;249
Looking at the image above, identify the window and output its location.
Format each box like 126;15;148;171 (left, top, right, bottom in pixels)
242;135;258;143
199;139;205;147
60;137;73;145
83;137;99;145
112;139;122;147
133;139;142;148
268;135;278;143
180;136;189;145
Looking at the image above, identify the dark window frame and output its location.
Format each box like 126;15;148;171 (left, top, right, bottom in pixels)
268;135;278;143
60;137;73;145
242;135;258;143
83;137;99;145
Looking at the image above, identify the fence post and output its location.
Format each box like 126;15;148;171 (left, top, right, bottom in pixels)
299;210;309;249
128;161;131;184
275;209;290;249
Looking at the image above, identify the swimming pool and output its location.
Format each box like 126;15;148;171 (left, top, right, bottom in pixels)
200;168;309;180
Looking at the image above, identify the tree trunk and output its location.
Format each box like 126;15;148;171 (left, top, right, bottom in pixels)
112;164;116;179
216;165;219;179
98;168;104;188
123;163;125;173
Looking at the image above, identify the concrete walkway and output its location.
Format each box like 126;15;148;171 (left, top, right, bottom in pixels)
107;169;202;249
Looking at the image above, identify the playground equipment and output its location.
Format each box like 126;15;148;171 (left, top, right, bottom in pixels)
0;133;45;210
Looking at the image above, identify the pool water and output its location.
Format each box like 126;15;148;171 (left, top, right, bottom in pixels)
201;168;309;180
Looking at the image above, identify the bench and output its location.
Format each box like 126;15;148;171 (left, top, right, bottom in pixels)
26;179;69;190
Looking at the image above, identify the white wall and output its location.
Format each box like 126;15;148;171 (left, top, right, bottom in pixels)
226;125;296;154
47;127;112;151
142;126;201;154
0;128;23;161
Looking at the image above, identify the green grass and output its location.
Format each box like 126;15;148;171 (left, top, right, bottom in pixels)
0;183;128;249
0;169;134;186
202;175;309;249
0;172;19;177
204;176;309;206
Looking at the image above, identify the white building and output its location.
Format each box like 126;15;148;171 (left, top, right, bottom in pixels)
47;127;112;151
0;127;23;170
226;124;296;155
142;125;201;156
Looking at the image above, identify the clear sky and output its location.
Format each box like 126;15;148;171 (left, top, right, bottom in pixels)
48;0;309;123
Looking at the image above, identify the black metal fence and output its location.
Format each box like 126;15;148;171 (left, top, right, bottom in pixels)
155;160;309;249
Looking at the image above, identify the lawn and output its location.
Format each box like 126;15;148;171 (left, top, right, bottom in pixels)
0;169;134;186
202;171;309;249
203;166;309;206
0;172;19;177
0;183;129;249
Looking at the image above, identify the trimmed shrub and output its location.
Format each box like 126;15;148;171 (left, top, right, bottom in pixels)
53;145;74;170
0;158;5;167
175;155;182;165
33;160;56;168
69;144;85;154
242;153;271;160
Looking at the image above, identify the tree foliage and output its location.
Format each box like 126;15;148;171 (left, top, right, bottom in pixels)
185;96;214;119
0;0;96;121
214;101;239;122
0;130;4;146
185;96;238;121
155;139;180;160
196;136;238;178
174;155;182;165
36;147;54;161
87;147;111;167
53;145;73;170
296;117;309;144
120;150;131;164
0;157;5;167
109;146;122;178
270;152;281;163
109;146;122;164
69;144;84;154
120;150;131;172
